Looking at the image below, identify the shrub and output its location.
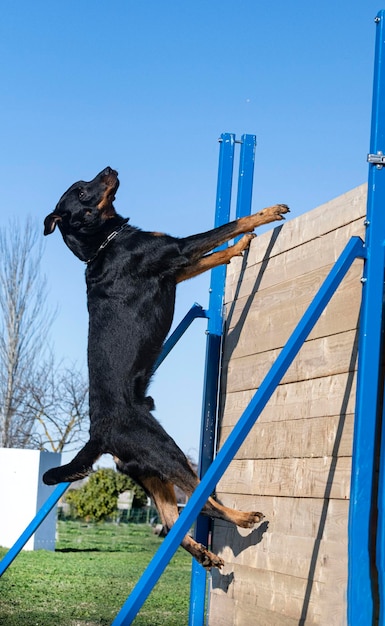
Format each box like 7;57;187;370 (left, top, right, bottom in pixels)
66;468;147;522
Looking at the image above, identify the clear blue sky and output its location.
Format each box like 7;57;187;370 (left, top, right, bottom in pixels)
0;1;380;462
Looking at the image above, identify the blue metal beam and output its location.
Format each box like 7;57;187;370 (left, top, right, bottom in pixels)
153;303;208;371
235;134;256;220
111;234;364;626
189;134;257;625
348;9;385;626
189;132;236;626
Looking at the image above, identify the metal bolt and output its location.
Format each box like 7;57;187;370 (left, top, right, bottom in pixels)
361;277;367;283
375;16;381;24
364;219;370;226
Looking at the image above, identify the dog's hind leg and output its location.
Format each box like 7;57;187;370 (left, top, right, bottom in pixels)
201;496;264;528
140;476;224;570
42;439;102;485
172;472;264;528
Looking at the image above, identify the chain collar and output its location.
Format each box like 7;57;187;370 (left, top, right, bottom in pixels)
86;222;130;265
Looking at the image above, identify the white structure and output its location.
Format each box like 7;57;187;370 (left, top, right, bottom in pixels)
117;490;134;511
0;448;61;551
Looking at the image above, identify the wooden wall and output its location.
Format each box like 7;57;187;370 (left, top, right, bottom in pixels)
208;184;367;626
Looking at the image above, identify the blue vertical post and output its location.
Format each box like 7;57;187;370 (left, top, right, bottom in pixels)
371;11;385;626
188;133;235;626
235;134;256;221
348;10;385;625
188;133;257;625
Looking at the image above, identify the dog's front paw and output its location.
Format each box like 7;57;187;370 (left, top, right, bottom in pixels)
233;232;256;256
273;204;290;219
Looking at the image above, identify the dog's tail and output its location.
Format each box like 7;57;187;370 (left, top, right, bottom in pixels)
43;440;102;485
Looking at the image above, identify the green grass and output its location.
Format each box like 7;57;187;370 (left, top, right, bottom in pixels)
0;521;192;626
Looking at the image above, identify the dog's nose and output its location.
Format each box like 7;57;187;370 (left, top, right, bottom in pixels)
101;166;118;179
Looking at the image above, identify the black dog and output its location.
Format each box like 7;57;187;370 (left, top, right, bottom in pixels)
43;167;288;568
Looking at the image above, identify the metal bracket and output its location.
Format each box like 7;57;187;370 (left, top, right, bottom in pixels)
368;151;385;168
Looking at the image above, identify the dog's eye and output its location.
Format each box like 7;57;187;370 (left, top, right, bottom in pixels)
78;188;86;200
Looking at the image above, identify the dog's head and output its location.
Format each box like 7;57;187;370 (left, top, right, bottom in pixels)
44;167;121;261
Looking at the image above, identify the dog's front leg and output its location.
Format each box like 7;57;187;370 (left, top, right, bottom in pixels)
176;233;255;283
179;203;289;261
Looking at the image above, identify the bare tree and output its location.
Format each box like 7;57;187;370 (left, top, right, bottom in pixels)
0;218;88;450
27;358;89;453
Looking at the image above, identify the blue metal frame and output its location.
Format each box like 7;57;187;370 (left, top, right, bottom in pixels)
235;134;256;221
188;133;257;626
153;303;208;371
189;132;236;626
348;10;385;626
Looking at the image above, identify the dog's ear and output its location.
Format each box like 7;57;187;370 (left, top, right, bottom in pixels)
44;213;62;236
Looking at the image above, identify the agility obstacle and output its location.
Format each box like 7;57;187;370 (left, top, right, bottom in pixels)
2;10;385;625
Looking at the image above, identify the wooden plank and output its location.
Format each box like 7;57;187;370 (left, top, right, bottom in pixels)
218;413;354;460
210;562;346;625
223;261;361;361
226;259;362;334
226;183;366;285
211;526;346;585
216;456;351;499
209;497;350;624
220;374;356;427
213;495;349;543
225;216;365;304
208;594;300;626
207;595;235;626
224;329;358;394
220;372;357;427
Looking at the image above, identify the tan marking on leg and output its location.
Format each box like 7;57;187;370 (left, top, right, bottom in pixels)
176;233;255;283
140;476;179;528
173;474;264;529
236;203;289;233
140;476;224;569
203;496;264;528
177;204;289;281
